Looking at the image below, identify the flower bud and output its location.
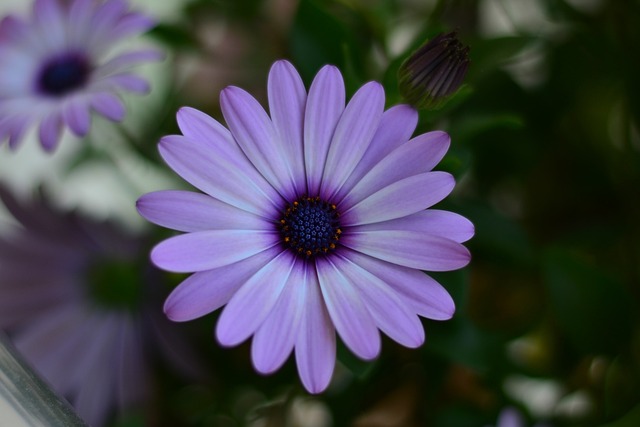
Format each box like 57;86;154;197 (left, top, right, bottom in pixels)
398;31;470;109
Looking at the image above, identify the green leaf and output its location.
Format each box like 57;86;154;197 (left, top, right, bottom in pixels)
147;23;198;50
468;36;537;82
290;0;359;84
542;247;634;354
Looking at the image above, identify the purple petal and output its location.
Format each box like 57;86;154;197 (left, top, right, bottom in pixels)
342;230;471;271
176;106;232;143
498;408;525;427
339;253;425;347
340;131;450;207
105;74;150;93
216;251;296;347
164;248;277;321
295;267;336;393
63;100;91;136
68;0;93;36
88;0;127;49
98;49;164;75
0;16;30;45
251;259;307;374
137;190;270;233
220;86;297;199
72;315;119;425
316;257;381;360
33;0;65;47
158;134;281;217
150;229;278;273
304;65;345;196
90;92;125;121
342;250;455;320
342;172;456;226
353;209;475;243
38;112;62;152
321;81;385;198
111;12;155;39
8;115;31;150
335;104;419;202
267;60;307;196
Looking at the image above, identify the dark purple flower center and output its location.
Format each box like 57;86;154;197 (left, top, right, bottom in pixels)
279;196;342;258
37;53;91;97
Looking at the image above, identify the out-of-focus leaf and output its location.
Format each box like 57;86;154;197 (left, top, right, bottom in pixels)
467;36;537;81
290;0;360;84
598;404;640;427
457;203;535;267
427;270;510;373
454;113;525;142
337;341;377;380
543;248;634;355
147;23;199;50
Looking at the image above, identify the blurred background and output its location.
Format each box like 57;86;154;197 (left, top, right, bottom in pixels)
1;0;639;426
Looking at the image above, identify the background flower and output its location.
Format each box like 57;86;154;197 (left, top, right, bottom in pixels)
0;0;161;152
0;185;201;427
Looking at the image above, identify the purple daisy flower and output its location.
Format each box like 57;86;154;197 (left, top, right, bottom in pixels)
0;0;161;152
136;60;474;393
0;186;199;426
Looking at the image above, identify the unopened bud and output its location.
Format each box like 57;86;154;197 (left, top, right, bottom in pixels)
398;31;470;109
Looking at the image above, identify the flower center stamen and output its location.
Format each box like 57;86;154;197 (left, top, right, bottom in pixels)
279;196;342;258
37;53;91;97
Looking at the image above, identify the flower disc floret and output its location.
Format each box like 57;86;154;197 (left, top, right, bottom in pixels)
37;53;91;96
279;196;342;257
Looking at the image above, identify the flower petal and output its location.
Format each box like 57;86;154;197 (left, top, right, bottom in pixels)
38;112;62;152
158;134;281;217
316;257;380;360
342;230;471;271
151;229;278;273
136;190;270;233
8;114;32;150
90;92;125;121
267;60;307;196
321;81;385;198
335;104;418;202
251;259;307;374
341;131;450;207
339;253;425;347
342;250;455;320
295;267;336;393
216;251;296;347
97;49;164;76
103;74;150;93
111;12;155;39
164;248;277;321
63;100;91;136
342;172;455;226
304;65;345;196
33;0;65;49
221;86;297;199
352;209;475;243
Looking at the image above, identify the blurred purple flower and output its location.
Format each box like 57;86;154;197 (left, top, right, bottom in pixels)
137;60;474;393
0;0;162;152
0;186;199;426
490;407;551;427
